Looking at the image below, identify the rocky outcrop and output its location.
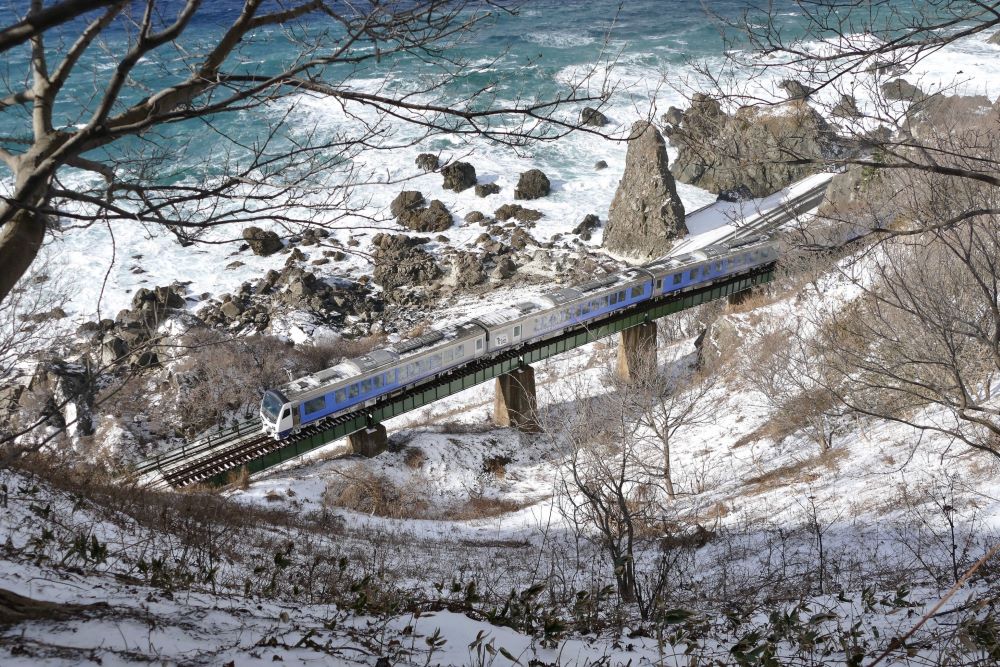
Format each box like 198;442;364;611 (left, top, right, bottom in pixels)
717;185;754;203
779;79;812;100
242;227;283;256
495;204;543;223
514;169;551;200
415;153;440;172
475;183;501;198
661;106;684;127
449;252;486;288
573;214;601;241
390;191;453;232
29;360;96;436
669;96;831;197
881;78;925;103
581;107;609;127
371;234;442;290
594;160;608;170
905;93;994;139
832;94;861;119
441;162;477;192
989;32;1000;46
603;121;687;259
818;163;870;218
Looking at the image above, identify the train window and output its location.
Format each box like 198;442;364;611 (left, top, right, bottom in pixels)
715;262;723;271
630;285;643;298
374;375;384;389
457;344;465;357
335;389;346;403
513;325;521;338
444;349;453;363
361;379;372;394
433;354;443;368
603;296;610;307
673;273;682;285
618;290;626;302
348;384;359;399
581;302;590;315
655;278;663;290
476;339;483;351
304;396;326;414
610;292;618;305
282;408;291;419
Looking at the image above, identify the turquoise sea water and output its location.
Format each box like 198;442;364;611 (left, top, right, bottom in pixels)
2;1;994;318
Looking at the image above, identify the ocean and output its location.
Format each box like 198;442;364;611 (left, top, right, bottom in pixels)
2;1;998;322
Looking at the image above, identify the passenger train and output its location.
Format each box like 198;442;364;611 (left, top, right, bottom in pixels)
260;236;779;439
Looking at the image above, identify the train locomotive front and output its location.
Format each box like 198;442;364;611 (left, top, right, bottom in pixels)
260;390;295;439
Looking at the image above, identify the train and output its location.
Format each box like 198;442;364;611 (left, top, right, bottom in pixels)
260;236;779;439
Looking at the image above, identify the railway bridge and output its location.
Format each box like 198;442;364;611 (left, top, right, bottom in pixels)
131;172;834;489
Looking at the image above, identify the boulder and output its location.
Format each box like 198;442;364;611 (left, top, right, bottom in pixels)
495;204;543;223
404;200;454;233
415;153;440;172
220;300;243;320
242;227;283;256
881;78;926;103
101;336;129;365
465;211;487;224
572;214;601;241
475;183;501;198
717;185;755;203
450;252;486;288
514;169;551;200
510;227;536;251
491;256;517;280
594;160;608;170
604;121;687;259
390;190;426;218
581;107;609;127
441;161;477;192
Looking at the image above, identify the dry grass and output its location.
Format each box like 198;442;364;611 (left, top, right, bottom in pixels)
322;464;429;519
743;448;847;495
403;446;427;469
482;454;511;479
440;495;533;521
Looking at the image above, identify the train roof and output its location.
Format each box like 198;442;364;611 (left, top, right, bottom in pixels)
281;360;359;400
543;268;649;305
390;321;483;358
473;299;550;327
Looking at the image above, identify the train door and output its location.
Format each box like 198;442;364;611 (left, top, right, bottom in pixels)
512;323;523;346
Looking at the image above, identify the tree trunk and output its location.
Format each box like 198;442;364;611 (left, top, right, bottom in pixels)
663;442;675;499
0;205;46;304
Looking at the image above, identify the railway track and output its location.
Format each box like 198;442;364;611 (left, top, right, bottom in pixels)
130;174;834;490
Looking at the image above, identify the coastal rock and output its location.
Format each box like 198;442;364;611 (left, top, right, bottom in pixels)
832;94;861;118
989;32;1000;46
371;233;442;290
581;107;609;127
906;93;994;139
242;227;283;256
670;97;831;197
779;79;812;100
604;121;687;259
465;211;486;224
495;204;543;223
449;252;486;288
475;183;501;198
514;169;551;200
594;160;608;170
573;214;601;241
881;78;926;103
661;106;684;127
390;190;426;218
441;161;477;192
818;163;869;218
415;153;440;172
510;227;536;251
717;185;755;203
406;200;454;233
491;256;517;280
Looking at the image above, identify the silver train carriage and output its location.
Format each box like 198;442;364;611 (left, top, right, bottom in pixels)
260;237;779;439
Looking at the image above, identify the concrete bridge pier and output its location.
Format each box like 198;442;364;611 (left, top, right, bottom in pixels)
347;423;388;457
617;321;658;381
494;365;540;433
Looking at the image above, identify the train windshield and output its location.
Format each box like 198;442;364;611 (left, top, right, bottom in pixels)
261;391;283;422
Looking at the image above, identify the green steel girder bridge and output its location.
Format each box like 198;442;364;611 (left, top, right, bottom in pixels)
131;174;833;490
